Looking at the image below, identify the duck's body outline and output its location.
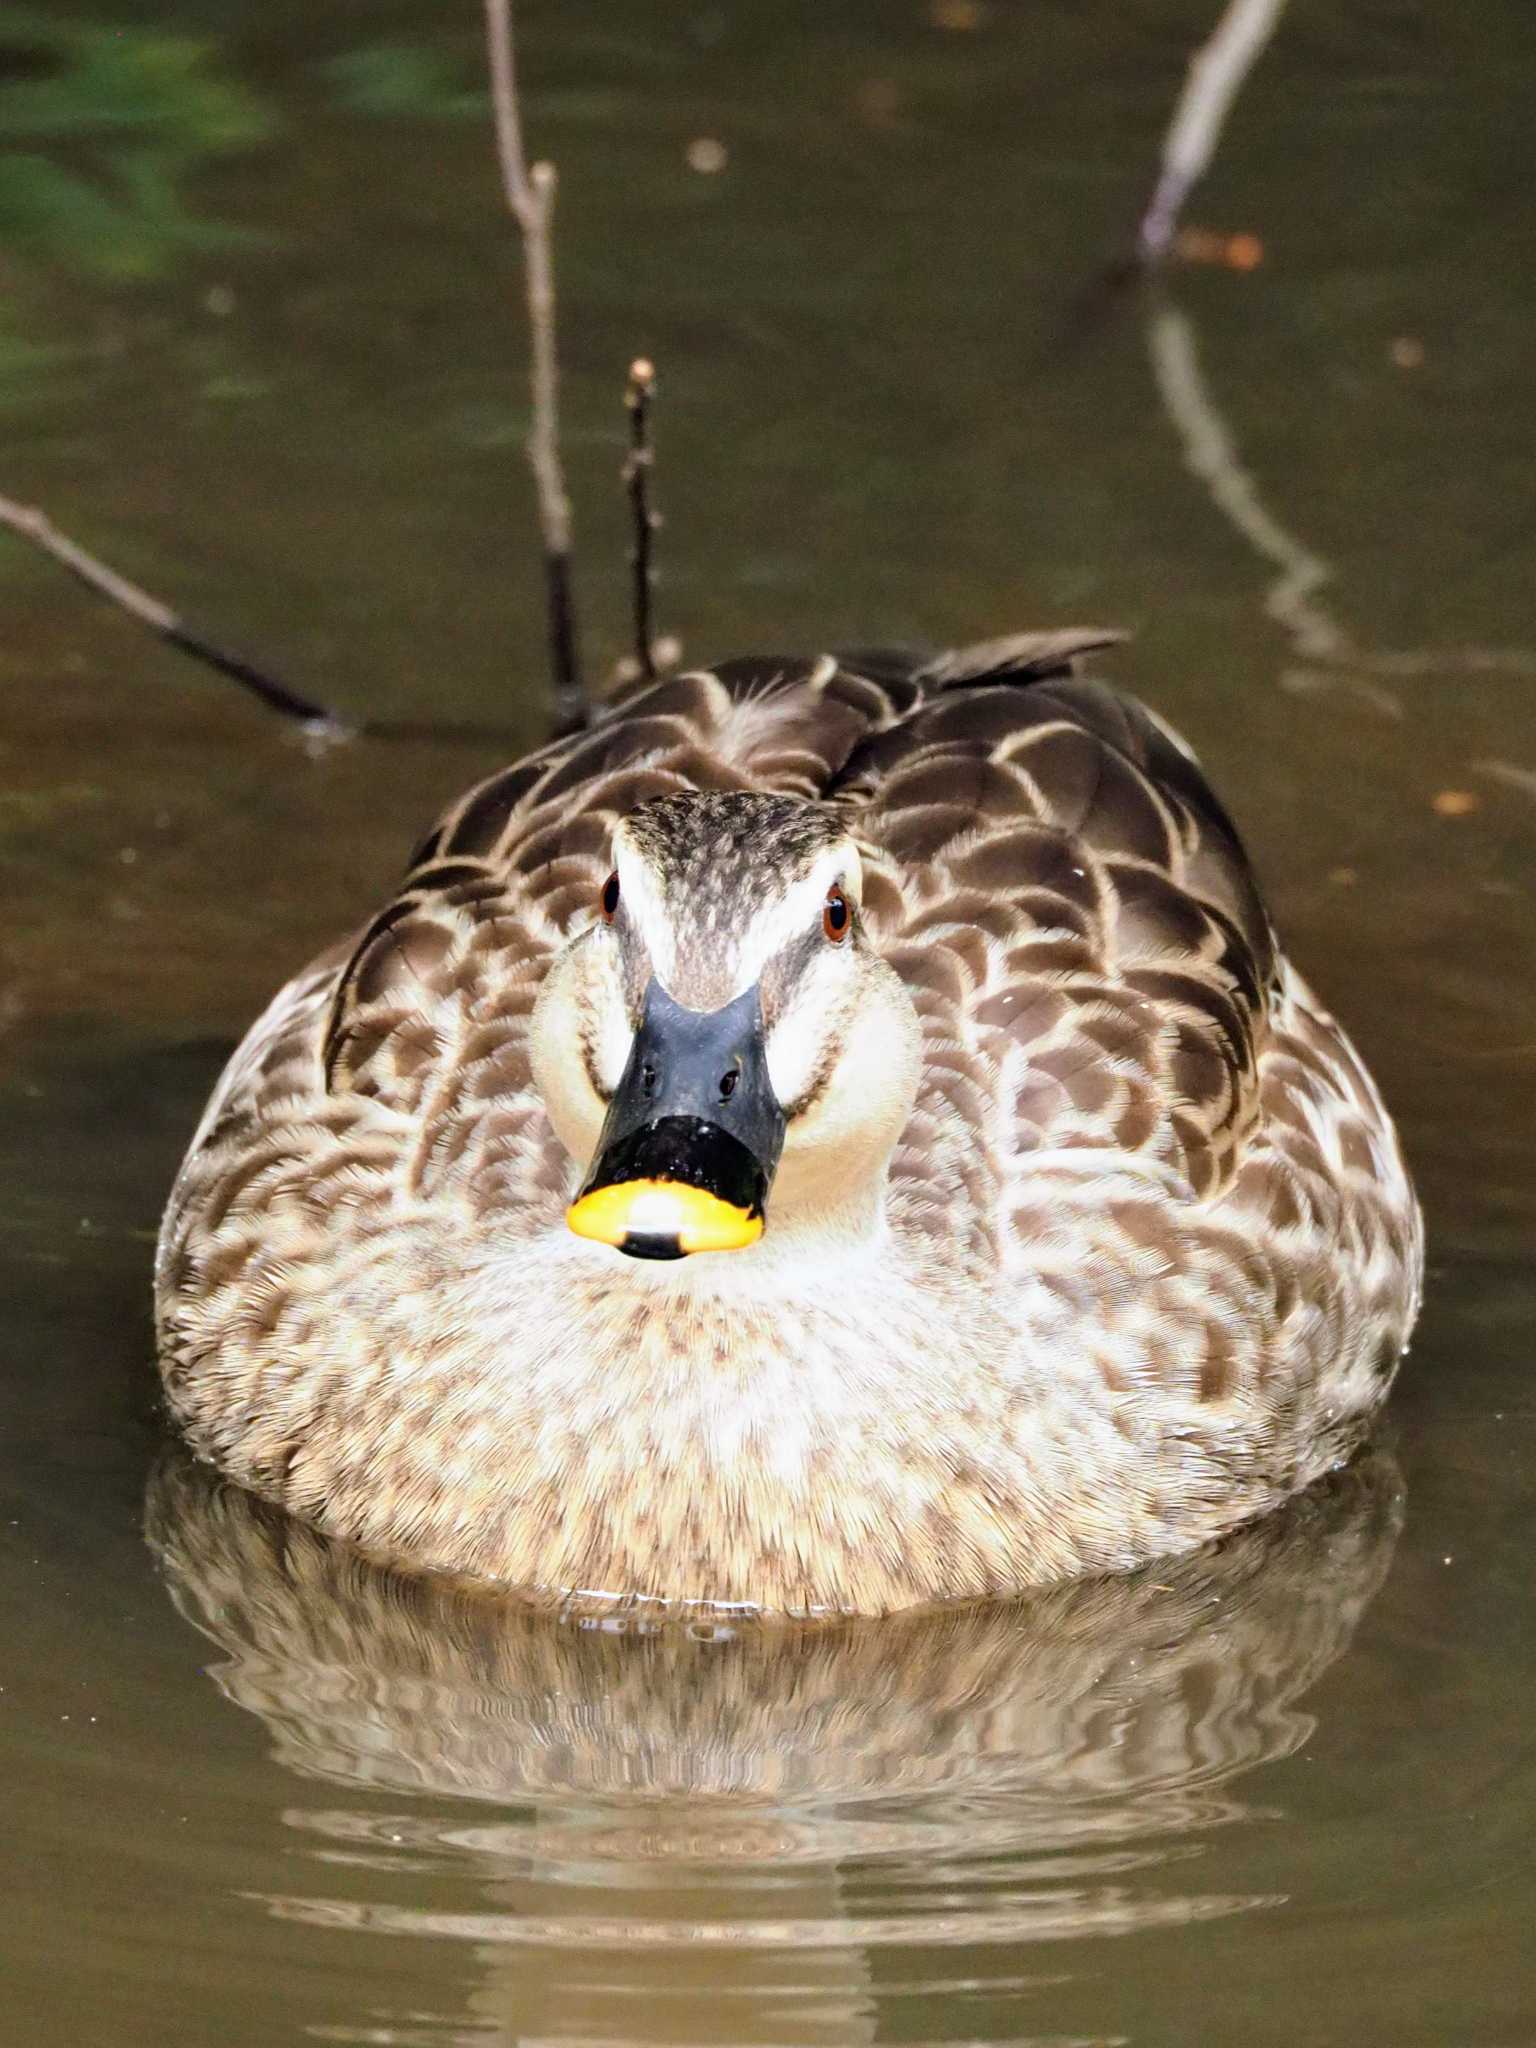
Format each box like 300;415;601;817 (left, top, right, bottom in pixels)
155;635;1422;1616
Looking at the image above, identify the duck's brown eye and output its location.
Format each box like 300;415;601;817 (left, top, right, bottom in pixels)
822;887;850;944
600;871;620;922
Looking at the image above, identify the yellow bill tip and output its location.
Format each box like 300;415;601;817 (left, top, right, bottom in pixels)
567;1178;764;1256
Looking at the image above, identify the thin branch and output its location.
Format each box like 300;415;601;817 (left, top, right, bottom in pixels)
1138;0;1287;264
483;0;585;732
623;356;658;682
0;494;348;733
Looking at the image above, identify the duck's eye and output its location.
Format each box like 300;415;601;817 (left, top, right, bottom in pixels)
600;871;620;922
822;887;850;944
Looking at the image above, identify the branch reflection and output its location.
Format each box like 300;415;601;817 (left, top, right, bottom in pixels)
1146;291;1536;722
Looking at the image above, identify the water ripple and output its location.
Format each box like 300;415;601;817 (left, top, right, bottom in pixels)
146;1446;1402;2044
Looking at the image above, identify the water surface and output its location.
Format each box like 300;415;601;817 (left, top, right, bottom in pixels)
3;3;1534;2042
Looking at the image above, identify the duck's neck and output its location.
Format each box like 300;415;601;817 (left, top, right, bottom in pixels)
611;1181;899;1305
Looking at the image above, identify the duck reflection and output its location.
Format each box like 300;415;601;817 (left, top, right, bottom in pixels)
147;1449;1402;2047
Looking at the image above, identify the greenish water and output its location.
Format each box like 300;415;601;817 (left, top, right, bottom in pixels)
2;3;1534;2042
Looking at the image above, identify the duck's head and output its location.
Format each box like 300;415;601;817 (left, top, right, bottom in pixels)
530;792;920;1260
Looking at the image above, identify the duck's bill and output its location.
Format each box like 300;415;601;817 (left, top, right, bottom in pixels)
567;1116;768;1260
566;978;786;1260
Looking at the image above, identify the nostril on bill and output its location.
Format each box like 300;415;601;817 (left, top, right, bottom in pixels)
718;1070;738;1101
642;1064;657;1098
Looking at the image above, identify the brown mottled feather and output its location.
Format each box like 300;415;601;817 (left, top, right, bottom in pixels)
157;633;1422;1614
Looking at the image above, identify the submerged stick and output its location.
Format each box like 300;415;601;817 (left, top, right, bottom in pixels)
484;0;585;732
0;494;346;732
1138;0;1287;263
623;356;658;682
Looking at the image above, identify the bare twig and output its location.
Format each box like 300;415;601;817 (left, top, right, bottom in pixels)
0;494;347;734
483;0;585;732
1055;0;1285;347
1138;0;1287;264
623;356;659;682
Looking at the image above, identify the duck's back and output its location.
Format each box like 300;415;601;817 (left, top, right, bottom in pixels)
827;646;1418;1472
175;629;1417;1341
324;632;1276;1206
158;636;1422;1607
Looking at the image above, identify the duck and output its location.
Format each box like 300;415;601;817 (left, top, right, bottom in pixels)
154;631;1423;1617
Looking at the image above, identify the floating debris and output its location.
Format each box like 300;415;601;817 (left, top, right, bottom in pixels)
1175;227;1265;270
930;0;987;29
